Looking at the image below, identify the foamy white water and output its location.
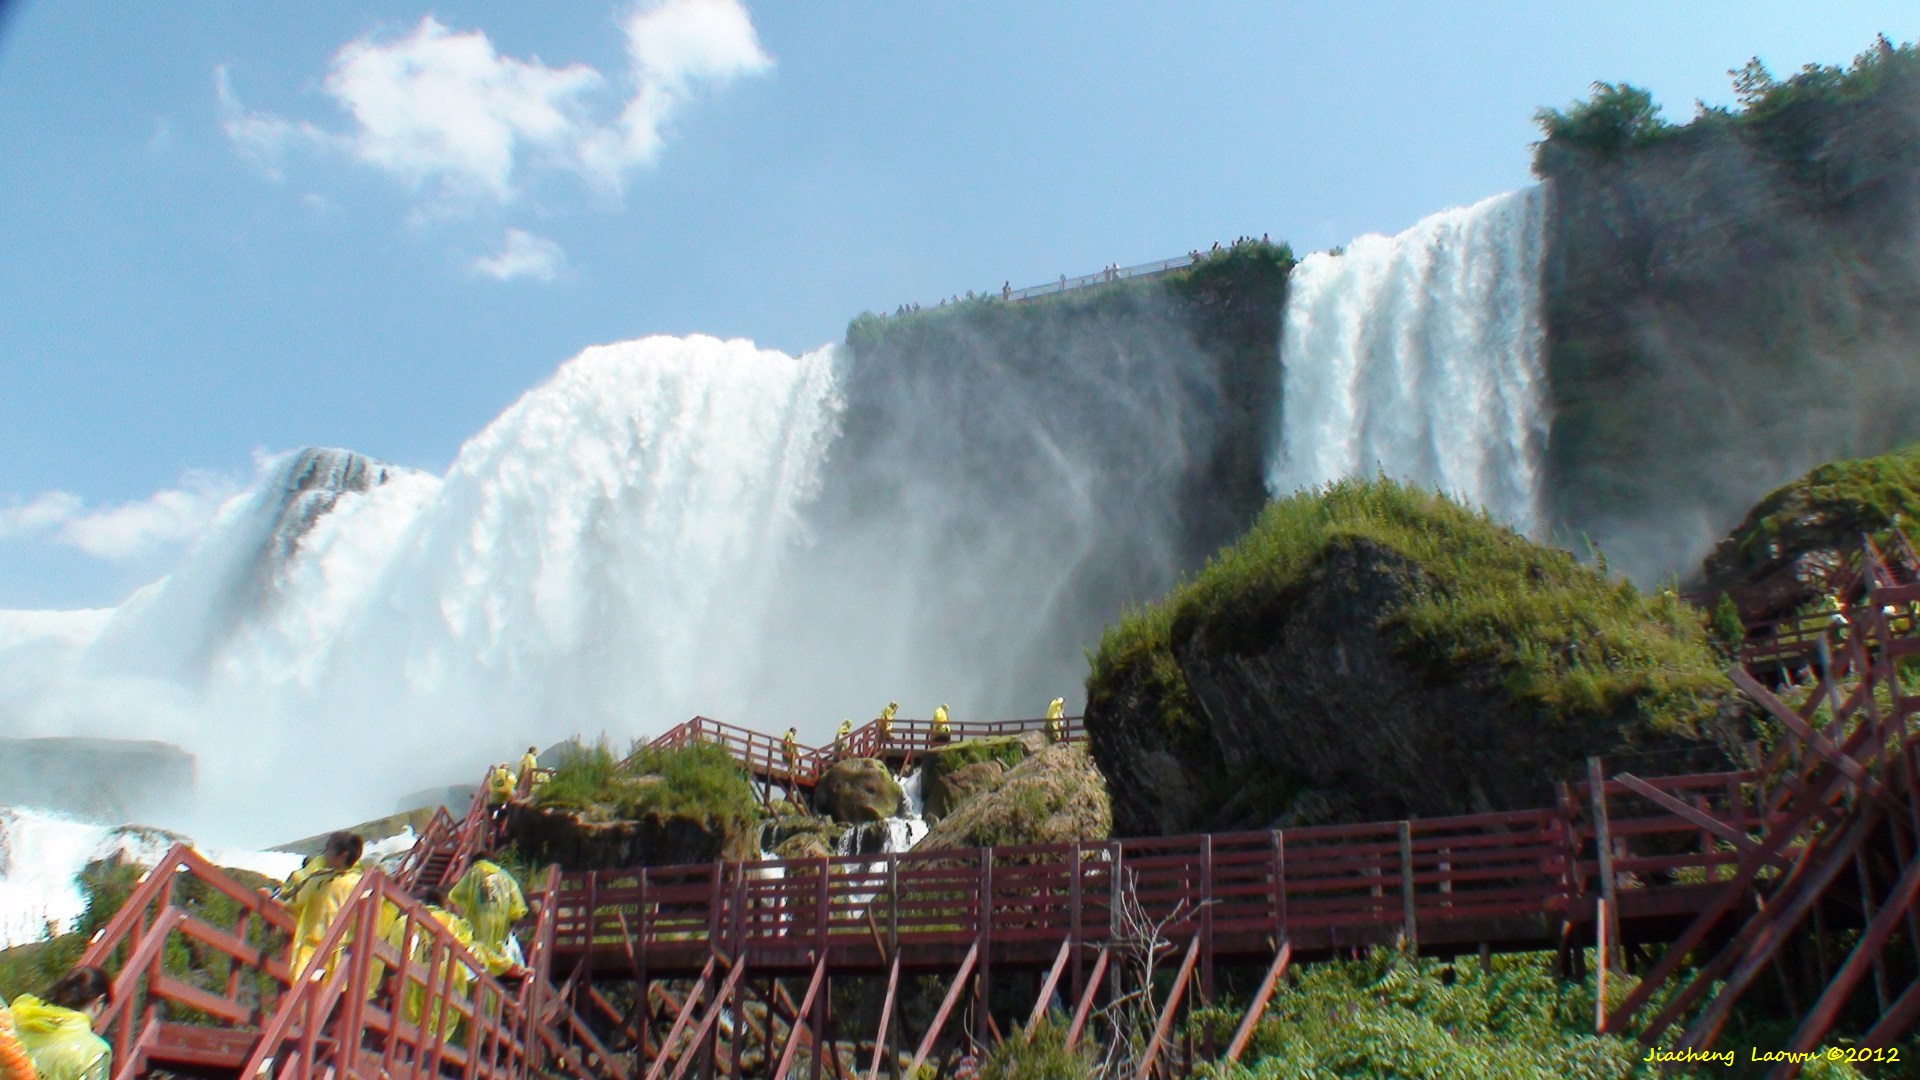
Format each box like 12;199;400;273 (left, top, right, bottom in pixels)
1;336;841;844
0;806;301;948
1270;186;1550;532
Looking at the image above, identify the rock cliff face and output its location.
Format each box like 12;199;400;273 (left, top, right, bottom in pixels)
1085;481;1742;839
0;737;194;823
1538;67;1920;581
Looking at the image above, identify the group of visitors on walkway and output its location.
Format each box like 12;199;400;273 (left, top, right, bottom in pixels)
776;696;1073;776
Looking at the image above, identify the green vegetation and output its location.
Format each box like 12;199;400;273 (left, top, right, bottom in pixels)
1089;478;1730;750
922;735;1029;775
977;1016;1095;1079
1533;82;1675;160
534;739;760;834
1195;949;1868;1080
1535;35;1919;165
1715;443;1920;582
0;855;280;1015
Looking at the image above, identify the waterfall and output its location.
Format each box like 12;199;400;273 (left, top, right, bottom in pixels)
1;336;841;844
1269;187;1550;532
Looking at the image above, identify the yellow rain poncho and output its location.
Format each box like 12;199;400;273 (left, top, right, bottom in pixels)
285;866;365;979
1045;697;1065;742
932;704;951;739
780;728;799;770
487;766;517;805
835;719;852;754
0;999;35;1080
9;996;108;1080
447;861;527;977
387;906;476;1042
878;701;897;742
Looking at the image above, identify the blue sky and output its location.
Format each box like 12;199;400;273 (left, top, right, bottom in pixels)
1;1;1913;609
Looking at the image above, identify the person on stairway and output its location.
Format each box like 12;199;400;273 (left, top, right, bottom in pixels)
932;704;951;745
449;851;530;980
8;966;112;1080
1045;697;1065;743
878;701;898;748
389;887;476;1041
487;763;517;822
835;719;852;758
781;726;800;776
286;831;366;978
517;746;548;794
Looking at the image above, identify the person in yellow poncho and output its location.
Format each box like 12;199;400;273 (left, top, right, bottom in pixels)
388;887;476;1043
486;764;517;805
11;966;112;1080
447;853;528;979
834;719;852;758
284;831;365;979
931;703;951;745
1045;697;1065;743
877;701;898;747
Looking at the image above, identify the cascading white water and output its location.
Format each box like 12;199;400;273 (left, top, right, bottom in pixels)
1;336;841;844
0;807;302;948
1269;186;1550;533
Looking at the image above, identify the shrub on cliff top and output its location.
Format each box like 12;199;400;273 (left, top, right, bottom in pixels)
1533;34;1920;167
536;738;759;834
1088;478;1729;747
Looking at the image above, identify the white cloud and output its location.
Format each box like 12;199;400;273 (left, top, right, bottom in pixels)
0;492;84;541
219;0;772;210
473;229;568;282
0;472;243;562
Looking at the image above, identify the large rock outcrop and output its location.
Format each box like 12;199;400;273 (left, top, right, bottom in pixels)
1085;480;1742;838
1698;444;1920;620
1537;50;1920;581
813;758;901;823
917;742;1110;851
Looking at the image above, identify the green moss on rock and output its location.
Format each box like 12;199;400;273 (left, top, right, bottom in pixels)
1087;479;1740;836
917;743;1110;851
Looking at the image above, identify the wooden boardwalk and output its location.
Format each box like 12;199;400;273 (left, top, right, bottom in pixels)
73;532;1920;1078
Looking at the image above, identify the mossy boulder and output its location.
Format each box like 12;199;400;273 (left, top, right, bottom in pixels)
920;735;1038;820
1700;443;1920;620
917;743;1110;851
814;758;901;823
1085;479;1742;837
511;740;762;869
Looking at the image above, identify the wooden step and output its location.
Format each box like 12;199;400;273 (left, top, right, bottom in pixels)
143;1021;260;1075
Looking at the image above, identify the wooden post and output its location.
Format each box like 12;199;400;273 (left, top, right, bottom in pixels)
1201;833;1216;1007
1594;898;1610;1033
1069;845;1084;1007
976;847;994;1046
1273;830;1288;947
1398;821;1417;952
1587;757;1621;974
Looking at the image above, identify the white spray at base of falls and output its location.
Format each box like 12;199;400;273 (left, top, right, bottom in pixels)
1270;186;1550;532
0;807;303;948
0;336;842;846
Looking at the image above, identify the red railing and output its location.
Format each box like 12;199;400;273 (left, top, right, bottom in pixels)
78;844;295;1079
543;788;1754;972
649;712;1085;790
236;868;612;1079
